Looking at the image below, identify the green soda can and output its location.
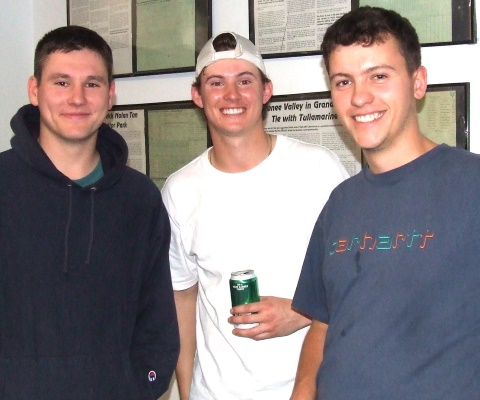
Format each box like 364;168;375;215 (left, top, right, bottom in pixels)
229;270;260;329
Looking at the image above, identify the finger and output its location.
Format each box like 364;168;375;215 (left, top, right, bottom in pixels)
231;306;260;317
234;326;276;341
229;311;264;325
232;323;265;338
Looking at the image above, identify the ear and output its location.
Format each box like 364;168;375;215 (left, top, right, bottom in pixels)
191;86;204;108
262;80;273;104
413;66;427;100
28;76;39;106
108;80;116;110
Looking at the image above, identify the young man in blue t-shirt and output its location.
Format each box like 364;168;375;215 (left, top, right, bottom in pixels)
292;6;480;400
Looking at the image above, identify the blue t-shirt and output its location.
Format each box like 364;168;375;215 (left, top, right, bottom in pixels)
293;144;480;400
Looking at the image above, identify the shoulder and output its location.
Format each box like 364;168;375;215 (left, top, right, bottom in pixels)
418;145;480;182
121;166;163;204
441;144;480;165
435;146;480;190
161;150;209;218
0;150;16;191
0;149;21;177
162;150;207;192
278;135;344;164
278;135;335;154
0;148;14;164
275;135;349;177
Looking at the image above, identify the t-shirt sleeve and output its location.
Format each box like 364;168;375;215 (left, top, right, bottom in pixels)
293;210;330;323
161;184;198;291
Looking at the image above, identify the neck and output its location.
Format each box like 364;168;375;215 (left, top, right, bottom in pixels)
38;134;100;180
209;132;275;173
364;135;437;174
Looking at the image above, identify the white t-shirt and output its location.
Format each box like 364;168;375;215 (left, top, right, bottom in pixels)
162;135;349;399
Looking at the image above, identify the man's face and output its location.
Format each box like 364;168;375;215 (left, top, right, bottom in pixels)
328;35;426;155
191;59;272;138
28;49;115;144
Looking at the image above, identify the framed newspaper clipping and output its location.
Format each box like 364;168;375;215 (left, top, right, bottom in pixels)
105;101;208;189
249;0;475;59
68;0;212;77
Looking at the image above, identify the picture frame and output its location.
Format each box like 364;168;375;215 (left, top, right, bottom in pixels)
105;100;208;189
417;82;469;150
249;0;475;59
68;0;212;77
356;0;475;47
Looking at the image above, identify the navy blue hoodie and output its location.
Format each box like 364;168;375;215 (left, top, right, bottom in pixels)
0;105;179;399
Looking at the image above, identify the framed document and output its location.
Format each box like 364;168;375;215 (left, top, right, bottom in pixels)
417;83;469;149
264;83;469;176
105;101;208;189
68;0;212;77
356;0;475;46
249;0;351;58
249;0;475;59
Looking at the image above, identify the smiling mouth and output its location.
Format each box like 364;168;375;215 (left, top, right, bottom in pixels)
354;112;384;123
64;112;90;118
222;108;245;115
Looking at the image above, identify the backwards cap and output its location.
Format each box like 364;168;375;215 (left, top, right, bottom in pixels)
195;32;266;77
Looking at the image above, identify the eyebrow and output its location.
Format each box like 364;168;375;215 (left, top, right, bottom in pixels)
330;64;396;82
204;71;257;83
46;73;108;84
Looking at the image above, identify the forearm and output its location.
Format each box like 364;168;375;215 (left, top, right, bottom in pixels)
289;304;313;332
290;320;328;400
174;284;198;400
175;343;196;400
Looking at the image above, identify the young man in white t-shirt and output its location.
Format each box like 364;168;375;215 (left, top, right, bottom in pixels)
162;32;348;399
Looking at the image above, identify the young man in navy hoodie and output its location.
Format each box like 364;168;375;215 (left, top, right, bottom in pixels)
0;25;179;399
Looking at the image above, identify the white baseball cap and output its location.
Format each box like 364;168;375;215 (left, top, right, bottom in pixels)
195;32;266;77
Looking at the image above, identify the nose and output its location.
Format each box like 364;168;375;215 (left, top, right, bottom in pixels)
224;82;241;101
68;84;87;106
351;82;374;108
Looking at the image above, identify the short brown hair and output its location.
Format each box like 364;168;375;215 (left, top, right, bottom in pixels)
34;25;113;84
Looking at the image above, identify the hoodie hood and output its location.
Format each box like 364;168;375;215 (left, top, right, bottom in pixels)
10;104;128;190
9;104;130;271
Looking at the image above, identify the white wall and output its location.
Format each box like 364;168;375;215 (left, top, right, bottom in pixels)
0;2;479;399
1;1;479;152
0;0;33;150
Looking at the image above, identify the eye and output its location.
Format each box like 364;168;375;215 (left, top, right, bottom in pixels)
373;74;387;81
239;79;251;85
85;82;101;88
209;80;223;87
333;79;350;88
54;81;68;87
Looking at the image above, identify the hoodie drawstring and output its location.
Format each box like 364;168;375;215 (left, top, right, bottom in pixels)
85;187;96;265
63;185;96;273
63;184;73;274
